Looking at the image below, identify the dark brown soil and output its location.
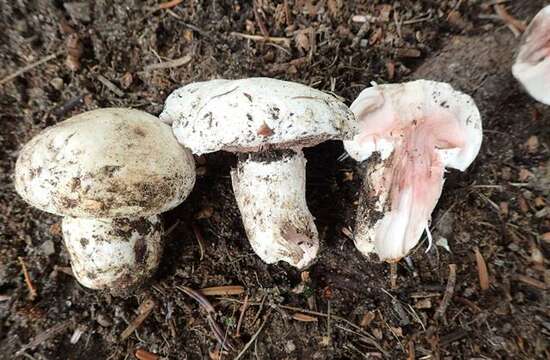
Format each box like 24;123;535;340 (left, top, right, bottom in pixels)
1;1;549;359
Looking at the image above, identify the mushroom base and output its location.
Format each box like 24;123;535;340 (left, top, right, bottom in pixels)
231;149;319;269
62;216;163;293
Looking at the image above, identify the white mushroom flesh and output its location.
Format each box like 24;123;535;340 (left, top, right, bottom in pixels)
512;6;550;105
344;80;482;261
62;216;162;290
231;150;319;268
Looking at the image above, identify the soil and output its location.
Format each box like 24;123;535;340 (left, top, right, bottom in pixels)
1;1;549;359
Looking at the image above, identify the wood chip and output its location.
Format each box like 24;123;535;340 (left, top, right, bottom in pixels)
395;48;421;58
292;313;318;322
474;247;490;290
120;298;156;340
200;285;245;296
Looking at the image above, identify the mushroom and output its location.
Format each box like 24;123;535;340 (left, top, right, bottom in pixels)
512;6;550;105
344;80;482;262
15;108;196;291
160;78;356;268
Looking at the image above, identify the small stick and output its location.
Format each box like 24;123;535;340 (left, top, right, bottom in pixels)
191;223;205;261
434;264;457;322
234;309;272;360
178;286;215;313
97;75;124;97
18;257;37;300
15;320;72;356
0;51;62;86
514;274;547;290
494;4;526;35
120;298;156;340
200;285;245;296
230;32;291;46
143;55;192;71
179;286;233;350
292;313;318;322
158;0;183;9
235;294;249;337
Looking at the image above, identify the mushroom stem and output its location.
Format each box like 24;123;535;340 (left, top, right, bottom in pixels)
231;149;319;269
61;216;163;291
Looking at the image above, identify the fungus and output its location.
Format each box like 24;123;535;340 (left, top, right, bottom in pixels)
512;6;550;105
15;108;196;291
161;78;357;268
344;80;482;262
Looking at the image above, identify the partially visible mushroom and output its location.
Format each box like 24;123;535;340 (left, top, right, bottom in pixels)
512;6;550;105
15;108;196;291
344;80;482;262
161;78;357;268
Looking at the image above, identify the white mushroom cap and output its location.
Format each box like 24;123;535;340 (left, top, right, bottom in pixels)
512;6;550;105
62;216;162;290
15;108;196;218
344;80;482;261
161;78;357;155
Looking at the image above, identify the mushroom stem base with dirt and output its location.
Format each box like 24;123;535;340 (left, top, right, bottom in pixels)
62;216;163;291
231;149;319;269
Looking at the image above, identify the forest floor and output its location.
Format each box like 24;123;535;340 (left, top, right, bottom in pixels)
0;1;549;359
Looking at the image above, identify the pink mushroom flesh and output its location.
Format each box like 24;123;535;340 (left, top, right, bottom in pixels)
355;103;467;260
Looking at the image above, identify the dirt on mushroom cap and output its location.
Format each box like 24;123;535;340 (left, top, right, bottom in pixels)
15;108;196;218
161;77;358;155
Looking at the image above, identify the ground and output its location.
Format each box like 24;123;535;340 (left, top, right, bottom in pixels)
0;1;549;359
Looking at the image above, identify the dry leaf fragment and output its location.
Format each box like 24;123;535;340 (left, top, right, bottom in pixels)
360;311;375;328
135;349;160;360
474;247;490;290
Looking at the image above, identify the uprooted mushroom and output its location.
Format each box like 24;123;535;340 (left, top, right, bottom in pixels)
344;80;482;262
15;108;196;292
512;5;550;105
161;78;357;269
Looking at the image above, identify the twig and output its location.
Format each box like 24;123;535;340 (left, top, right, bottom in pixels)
15;320;72;356
494;4;526;36
235;294;249;337
230;32;291;47
158;0;183;9
120;298;156;340
234;309;272;360
18;257;37;300
97;74;124;97
191;223;205;261
178;286;234;350
514;274;547;290
143;55;192;71
0;51;62;86
434;264;457;322
178;286;215;313
200;285;245;296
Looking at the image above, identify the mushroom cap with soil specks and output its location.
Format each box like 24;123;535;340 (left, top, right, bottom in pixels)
160;77;357;154
15;108;196;218
62;216;162;290
344;80;482;261
512;6;550;105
